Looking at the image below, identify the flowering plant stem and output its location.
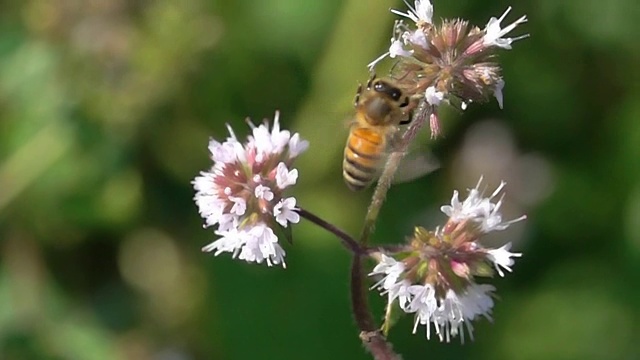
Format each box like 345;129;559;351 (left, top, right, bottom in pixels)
297;209;400;359
359;103;432;245
349;103;431;359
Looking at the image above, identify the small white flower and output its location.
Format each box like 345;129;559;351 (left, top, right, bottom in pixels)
275;162;298;189
486;242;522;277
268;112;291;154
483;7;529;49
251;125;274;159
459;284;495;323
238;224;286;267
369;255;413;306
391;0;434;25
205;223;286;267
480;194;527;233
229;196;247;216
370;255;406;289
425;86;445;106
273;197;300;227
494;78;505;109
406;284;437;315
202;227;246;257
440;177;525;233
412;284;495;343
202;223;285;267
389;280;414;309
208;139;237;164
370;254;403;274
249;113;294;161
390;39;413;58
409;285;439;339
193;180;226;225
192;171;215;193
405;29;428;50
288;133;309;158
367;22;414;71
216;214;238;232
254;185;274;201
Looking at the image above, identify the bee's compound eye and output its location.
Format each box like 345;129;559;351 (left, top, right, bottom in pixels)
373;80;404;101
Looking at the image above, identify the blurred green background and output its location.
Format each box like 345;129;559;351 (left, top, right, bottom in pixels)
1;0;639;359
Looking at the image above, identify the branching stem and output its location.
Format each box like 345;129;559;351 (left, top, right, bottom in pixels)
297;207;362;254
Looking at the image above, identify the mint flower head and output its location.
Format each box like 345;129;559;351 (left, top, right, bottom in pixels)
369;177;525;342
192;111;309;267
368;0;528;137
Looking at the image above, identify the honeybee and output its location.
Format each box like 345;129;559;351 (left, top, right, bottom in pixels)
343;75;414;191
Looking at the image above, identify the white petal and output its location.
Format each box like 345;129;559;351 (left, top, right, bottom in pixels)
406;29;428;49
288;133;309;158
273;197;300;227
369;255;409;307
367;51;390;71
486;242;522;276
252;124;274;159
441;177;525;232
202;228;246;257
413;284;495;343
389;39;413;58
228;196;247;216
238;224;286;267
494;79;505;109
425;86;444;106
275;162;298;189
391;0;433;25
254;185;274;201
483;7;529;49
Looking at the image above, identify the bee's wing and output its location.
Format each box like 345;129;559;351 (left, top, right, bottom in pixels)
381;129;440;184
392;149;440;184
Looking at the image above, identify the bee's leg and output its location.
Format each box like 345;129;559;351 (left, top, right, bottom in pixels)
354;84;362;107
399;117;412;125
366;74;376;89
399;97;414;125
389;131;404;150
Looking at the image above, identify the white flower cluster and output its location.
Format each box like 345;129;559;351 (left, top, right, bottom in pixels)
368;0;528;110
369;177;525;342
193;111;308;267
381;1;528;62
371;255;495;343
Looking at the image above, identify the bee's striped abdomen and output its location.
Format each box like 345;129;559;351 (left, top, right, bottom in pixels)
343;127;384;191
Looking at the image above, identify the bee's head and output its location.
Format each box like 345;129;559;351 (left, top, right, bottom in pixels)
361;79;410;125
372;80;403;102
